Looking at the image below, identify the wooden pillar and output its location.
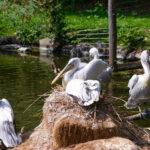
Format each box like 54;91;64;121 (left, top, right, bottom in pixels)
108;0;117;70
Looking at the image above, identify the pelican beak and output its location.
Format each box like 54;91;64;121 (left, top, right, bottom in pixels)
51;65;74;85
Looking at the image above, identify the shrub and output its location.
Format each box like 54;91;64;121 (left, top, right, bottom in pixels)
118;27;146;50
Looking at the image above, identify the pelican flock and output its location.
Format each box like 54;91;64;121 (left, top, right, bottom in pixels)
125;50;150;115
0;98;22;148
51;51;109;88
51;47;113;106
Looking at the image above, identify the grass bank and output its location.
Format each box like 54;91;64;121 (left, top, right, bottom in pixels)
1;1;150;49
65;10;150;49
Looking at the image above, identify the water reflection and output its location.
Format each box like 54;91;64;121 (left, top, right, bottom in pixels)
0;49;149;133
0;50;68;132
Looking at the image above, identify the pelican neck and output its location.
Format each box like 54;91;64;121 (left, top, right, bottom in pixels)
94;55;99;59
142;61;150;75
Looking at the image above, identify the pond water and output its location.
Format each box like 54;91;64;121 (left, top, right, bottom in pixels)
0;50;68;132
0;50;149;132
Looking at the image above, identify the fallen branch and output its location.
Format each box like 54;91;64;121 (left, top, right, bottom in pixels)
111;104;122;122
23;92;50;113
107;96;126;103
125;112;147;121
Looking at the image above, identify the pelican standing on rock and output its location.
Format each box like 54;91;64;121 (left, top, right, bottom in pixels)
89;47;113;84
125;50;150;116
0;98;22;148
51;56;109;88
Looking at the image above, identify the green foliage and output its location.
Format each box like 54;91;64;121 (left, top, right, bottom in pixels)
48;0;66;46
0;0;150;50
93;1;107;16
118;27;147;50
0;0;54;43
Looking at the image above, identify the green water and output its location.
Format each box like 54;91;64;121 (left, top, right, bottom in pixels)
0;51;149;132
0;51;68;132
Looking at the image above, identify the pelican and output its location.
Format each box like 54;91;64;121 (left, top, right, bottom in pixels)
66;79;101;106
62;60;87;88
51;57;108;88
125;50;150;115
0;98;22;148
89;47;113;83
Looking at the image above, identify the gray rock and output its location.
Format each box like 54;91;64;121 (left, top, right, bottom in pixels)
39;38;54;48
0;36;21;45
0;44;21;51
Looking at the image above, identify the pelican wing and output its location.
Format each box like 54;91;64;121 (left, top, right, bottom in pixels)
0;99;22;147
99;67;113;83
0;99;14;122
0;121;22;148
65;79;100;106
128;74;139;91
74;59;108;80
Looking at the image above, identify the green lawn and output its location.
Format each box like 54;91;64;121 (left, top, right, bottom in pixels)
65;11;108;30
65;10;150;48
65;11;150;30
1;1;150;48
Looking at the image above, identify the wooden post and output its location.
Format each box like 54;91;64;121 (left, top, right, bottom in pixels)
108;0;117;70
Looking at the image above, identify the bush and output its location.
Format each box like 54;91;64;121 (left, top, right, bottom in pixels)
118;27;147;50
0;0;58;43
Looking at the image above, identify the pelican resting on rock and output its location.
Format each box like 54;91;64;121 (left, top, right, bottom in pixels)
51;56;109;88
125;50;150;116
66;79;101;106
89;47;113;84
0;98;22;148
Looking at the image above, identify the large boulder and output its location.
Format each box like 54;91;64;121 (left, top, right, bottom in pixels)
74;137;139;150
0;36;21;45
53;117;117;148
39;38;54;48
12;86;150;150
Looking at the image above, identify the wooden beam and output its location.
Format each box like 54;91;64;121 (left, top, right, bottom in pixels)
108;0;117;70
76;33;109;37
116;62;142;71
78;38;109;40
76;28;109;33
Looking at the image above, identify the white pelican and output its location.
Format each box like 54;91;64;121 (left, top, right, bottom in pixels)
51;57;109;87
125;50;150;114
89;47;113;83
62;60;87;88
66;79;101;106
0;98;22;148
89;47;100;59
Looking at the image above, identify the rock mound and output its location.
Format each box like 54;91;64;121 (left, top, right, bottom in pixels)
74;137;139;150
53;117;117;148
12;86;150;150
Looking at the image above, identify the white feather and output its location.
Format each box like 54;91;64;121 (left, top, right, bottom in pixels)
128;74;139;94
0;98;22;147
66;79;101;106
